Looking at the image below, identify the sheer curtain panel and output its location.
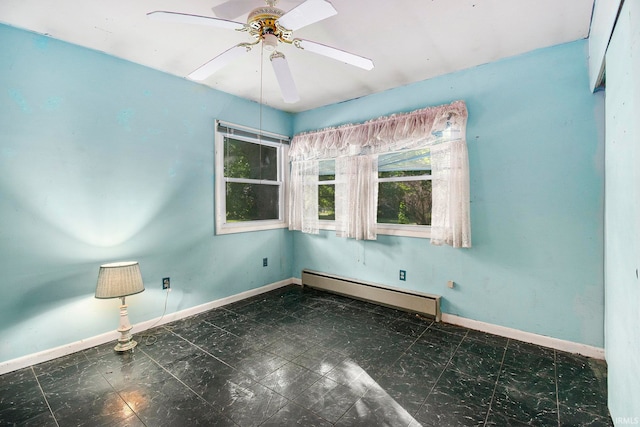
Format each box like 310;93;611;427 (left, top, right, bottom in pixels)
335;155;378;240
288;160;319;234
430;139;471;248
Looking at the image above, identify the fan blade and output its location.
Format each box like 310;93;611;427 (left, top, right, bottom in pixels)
189;44;252;81
212;0;258;19
277;0;337;31
147;11;245;31
270;53;300;103
294;39;374;70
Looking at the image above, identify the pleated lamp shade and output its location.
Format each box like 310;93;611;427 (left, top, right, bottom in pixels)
95;261;145;299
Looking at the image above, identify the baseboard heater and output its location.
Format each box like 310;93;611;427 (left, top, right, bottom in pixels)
301;269;441;321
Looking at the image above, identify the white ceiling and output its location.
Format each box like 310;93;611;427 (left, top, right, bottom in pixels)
0;0;594;113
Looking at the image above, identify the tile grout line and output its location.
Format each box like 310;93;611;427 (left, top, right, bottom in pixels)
137;345;242;425
141;324;254;415
234;293;404;425
261;312;355;426
384;319;438;423
81;349;148;426
164;326;238;370
30;365;60;427
554;349;560;427
332;319;436;426
410;327;470;423
167;316;326;425
255;309;358;427
482;338;509;426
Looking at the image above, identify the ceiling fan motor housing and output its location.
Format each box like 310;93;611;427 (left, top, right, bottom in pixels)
247;6;293;45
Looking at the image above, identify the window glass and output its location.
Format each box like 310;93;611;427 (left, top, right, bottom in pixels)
378;174;432;225
318;184;335;220
224;137;278;181
318;159;336;177
379;148;430;172
226;182;280;221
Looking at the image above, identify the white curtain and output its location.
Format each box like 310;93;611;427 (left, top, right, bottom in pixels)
288;160;319;234
289;100;471;248
430;140;471;248
335;155;378;240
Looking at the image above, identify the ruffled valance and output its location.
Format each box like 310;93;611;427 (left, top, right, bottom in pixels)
289;100;468;161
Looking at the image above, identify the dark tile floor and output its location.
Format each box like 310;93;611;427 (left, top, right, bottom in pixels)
0;285;611;426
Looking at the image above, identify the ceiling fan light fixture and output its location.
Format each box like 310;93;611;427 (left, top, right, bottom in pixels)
263;33;278;51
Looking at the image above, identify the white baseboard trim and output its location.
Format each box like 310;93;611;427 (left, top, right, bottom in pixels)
2;282;604;376
441;313;605;360
0;278;295;376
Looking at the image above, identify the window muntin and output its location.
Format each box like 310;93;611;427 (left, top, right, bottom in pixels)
215;121;288;234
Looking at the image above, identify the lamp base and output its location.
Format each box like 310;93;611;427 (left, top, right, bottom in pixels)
114;297;137;353
114;339;138;352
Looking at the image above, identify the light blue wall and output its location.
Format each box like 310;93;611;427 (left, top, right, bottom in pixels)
0;24;294;363
293;40;605;347
0;21;606;365
604;0;640;421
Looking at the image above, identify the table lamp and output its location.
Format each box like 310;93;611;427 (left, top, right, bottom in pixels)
95;261;145;352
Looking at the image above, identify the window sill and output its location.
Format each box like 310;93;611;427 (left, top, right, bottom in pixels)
376;224;431;239
316;221;431;239
216;220;288;235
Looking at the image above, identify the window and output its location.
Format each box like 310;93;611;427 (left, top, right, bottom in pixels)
289;101;470;247
316;149;432;238
376;148;432;238
215;121;288;234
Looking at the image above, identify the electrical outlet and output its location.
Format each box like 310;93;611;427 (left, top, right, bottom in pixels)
162;277;170;290
399;270;406;281
263;258;268;267
447;280;455;289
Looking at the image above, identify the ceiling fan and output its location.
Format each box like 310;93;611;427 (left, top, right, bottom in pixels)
147;0;374;104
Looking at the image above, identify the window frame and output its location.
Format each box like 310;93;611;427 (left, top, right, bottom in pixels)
316;153;433;239
214;120;289;235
